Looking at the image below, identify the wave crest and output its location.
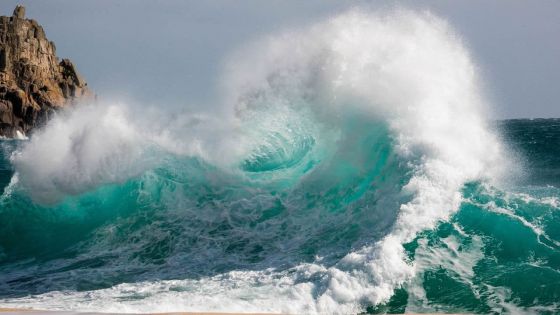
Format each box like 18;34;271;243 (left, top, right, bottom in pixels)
2;8;511;314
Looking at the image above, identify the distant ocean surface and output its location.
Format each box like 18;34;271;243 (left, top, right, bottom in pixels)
0;10;558;315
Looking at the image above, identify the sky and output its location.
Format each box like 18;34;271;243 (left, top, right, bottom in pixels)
2;0;559;118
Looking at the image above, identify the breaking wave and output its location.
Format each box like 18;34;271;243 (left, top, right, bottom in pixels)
2;8;556;315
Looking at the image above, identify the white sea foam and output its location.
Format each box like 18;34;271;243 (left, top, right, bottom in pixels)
3;8;509;314
10;104;148;204
405;229;485;313
9;103;246;203
218;8;507;312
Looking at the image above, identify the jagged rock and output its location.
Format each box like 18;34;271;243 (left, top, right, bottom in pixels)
13;5;25;20
0;5;92;137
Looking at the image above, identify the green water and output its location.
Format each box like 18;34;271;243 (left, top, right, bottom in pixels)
0;119;558;314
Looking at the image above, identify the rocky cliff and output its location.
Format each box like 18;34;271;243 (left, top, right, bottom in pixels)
0;5;91;137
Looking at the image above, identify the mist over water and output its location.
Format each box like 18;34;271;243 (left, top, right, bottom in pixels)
0;8;558;315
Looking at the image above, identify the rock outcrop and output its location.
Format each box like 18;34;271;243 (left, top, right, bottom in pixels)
0;5;91;137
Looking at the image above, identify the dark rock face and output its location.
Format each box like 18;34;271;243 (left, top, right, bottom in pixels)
0;5;91;137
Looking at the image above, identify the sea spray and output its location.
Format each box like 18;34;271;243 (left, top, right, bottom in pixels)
1;8;557;315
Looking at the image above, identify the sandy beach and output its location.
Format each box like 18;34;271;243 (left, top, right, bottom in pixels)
0;310;279;315
0;309;472;315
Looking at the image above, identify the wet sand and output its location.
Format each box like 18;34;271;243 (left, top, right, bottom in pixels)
0;309;470;315
0;310;278;315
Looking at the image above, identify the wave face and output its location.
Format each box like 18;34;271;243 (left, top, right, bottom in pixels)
0;9;558;315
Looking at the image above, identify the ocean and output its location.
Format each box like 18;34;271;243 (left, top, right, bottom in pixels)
0;9;558;315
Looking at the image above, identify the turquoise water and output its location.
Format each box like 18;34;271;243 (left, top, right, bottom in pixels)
0;118;558;314
0;9;558;314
